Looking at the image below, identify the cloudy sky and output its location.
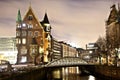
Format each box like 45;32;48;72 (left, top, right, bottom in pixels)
0;0;120;48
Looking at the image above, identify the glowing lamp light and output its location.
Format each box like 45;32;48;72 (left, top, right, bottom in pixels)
22;23;26;27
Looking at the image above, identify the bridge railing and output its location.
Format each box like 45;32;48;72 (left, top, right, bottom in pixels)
45;57;88;67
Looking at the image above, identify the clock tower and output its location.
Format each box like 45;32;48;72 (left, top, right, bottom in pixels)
41;12;52;62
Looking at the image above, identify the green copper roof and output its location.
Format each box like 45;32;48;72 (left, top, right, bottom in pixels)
16;9;22;22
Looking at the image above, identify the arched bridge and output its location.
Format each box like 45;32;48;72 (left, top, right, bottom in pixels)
45;57;89;68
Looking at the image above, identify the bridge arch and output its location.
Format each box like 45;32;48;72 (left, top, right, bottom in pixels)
45;57;88;67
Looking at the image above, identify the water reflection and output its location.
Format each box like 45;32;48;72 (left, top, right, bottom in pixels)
46;67;101;80
88;75;95;80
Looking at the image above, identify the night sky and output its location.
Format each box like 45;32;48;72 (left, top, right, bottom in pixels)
0;0;120;48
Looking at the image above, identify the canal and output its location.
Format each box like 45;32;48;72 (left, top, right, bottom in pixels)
46;67;102;80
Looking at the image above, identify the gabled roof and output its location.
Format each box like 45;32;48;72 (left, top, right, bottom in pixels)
23;5;44;30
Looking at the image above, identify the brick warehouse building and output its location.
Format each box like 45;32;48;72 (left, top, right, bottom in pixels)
16;6;51;64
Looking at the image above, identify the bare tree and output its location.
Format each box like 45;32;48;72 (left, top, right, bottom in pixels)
96;36;106;52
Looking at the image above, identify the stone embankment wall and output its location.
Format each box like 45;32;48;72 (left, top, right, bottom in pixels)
81;65;120;80
1;67;47;80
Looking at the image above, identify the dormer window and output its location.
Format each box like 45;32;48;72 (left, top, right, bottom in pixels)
28;15;33;20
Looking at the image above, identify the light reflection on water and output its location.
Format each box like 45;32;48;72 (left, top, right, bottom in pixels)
88;75;95;80
46;67;101;80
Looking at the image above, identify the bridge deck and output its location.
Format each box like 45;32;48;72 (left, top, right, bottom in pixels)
45;57;95;68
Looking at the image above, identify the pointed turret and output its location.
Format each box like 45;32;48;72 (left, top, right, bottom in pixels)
42;12;50;24
41;12;51;32
107;4;118;25
16;9;22;22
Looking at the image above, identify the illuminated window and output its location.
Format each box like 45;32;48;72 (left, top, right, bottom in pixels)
28;24;33;28
21;46;27;55
30;46;38;57
19;39;21;44
16;38;21;44
22;38;26;44
22;23;26;27
32;48;35;53
16;38;18;44
16;31;20;36
17;24;21;28
20;56;27;63
47;34;51;42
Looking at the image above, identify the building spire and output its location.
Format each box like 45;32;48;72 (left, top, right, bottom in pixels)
107;4;118;25
27;0;31;8
16;9;22;22
43;12;50;24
